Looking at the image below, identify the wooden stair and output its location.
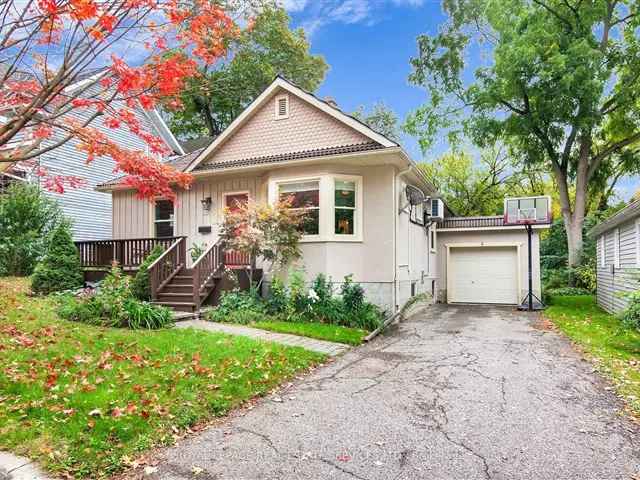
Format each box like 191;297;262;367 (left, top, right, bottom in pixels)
152;268;216;313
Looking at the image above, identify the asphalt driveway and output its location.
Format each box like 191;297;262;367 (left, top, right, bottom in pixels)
137;305;640;480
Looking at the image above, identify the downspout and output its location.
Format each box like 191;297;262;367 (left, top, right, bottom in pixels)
394;165;413;311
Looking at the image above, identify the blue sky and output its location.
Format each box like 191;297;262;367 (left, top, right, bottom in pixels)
283;0;446;163
282;1;638;201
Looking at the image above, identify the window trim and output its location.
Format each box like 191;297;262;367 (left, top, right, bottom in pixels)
268;174;363;242
222;190;250;216
600;234;605;268
154;199;175;238
274;94;289;120
614;228;620;269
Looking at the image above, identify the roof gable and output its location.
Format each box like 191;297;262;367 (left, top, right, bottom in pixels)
185;77;397;173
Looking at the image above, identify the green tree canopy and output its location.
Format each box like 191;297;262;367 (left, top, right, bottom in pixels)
420;147;546;216
352;102;401;143
406;0;640;268
170;6;328;139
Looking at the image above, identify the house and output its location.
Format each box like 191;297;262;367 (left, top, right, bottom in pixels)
588;200;640;313
1;70;185;241
93;76;548;313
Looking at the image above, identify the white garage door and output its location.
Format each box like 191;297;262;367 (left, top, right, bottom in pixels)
449;246;519;304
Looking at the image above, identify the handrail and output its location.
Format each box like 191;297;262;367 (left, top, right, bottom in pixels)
75;236;186;268
192;238;226;309
150;237;187;301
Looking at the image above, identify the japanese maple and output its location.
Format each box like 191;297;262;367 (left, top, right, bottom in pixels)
0;0;242;200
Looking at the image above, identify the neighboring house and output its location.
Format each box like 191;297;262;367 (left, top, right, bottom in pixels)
1;70;185;241
95;76;548;313
588;200;640;313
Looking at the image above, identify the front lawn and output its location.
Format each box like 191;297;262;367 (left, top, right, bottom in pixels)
0;278;324;479
545;295;640;416
252;320;369;345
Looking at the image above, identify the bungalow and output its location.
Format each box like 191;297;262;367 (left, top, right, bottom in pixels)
93;76;548;313
588;200;640;313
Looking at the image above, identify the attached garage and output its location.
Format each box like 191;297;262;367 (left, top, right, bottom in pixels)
435;216;549;305
447;245;520;305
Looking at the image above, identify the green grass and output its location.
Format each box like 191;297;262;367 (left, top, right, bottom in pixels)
545;295;640;416
252;320;369;346
0;278;324;479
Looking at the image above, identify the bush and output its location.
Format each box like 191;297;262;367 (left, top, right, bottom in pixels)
57;264;173;329
341;275;365;312
131;245;165;300
619;290;640;331
31;222;83;295
288;269;309;313
0;182;63;276
266;277;288;315
545;287;592;297
205;289;266;323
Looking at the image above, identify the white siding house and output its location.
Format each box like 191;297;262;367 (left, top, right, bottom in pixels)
589;200;640;313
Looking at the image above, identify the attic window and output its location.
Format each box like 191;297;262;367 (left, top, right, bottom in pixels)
275;94;289;119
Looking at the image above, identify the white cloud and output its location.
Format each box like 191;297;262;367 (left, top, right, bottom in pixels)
330;0;371;24
278;0;311;12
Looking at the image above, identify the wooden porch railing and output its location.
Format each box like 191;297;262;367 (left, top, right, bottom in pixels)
192;238;227;310
75;237;185;268
149;237;187;301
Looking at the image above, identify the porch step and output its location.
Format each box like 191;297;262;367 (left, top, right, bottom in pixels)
156;292;206;303
173;275;193;281
161;284;192;294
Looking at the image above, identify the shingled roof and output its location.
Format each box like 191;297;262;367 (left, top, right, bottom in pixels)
193;142;384;172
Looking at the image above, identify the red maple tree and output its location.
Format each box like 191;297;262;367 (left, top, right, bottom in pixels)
0;0;240;200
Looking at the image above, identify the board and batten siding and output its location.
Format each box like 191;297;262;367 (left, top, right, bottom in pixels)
112;190;153;239
596;217;640;313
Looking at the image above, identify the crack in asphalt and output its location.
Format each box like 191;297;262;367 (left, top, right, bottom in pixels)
317;457;370;480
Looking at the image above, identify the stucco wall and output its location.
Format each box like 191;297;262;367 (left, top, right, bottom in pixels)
436;228;542;304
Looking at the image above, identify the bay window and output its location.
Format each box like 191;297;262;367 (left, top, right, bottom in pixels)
278;180;320;236
271;174;362;241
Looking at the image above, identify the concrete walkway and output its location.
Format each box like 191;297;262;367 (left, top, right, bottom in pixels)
131;305;639;480
0;452;53;480
175;320;349;356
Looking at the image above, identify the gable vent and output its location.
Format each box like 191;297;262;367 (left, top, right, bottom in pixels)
275;94;289;119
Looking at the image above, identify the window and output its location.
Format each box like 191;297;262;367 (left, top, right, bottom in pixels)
614;228;620;269
154;200;174;238
279;181;320;235
600;235;605;268
430;227;436;253
275;94;289;119
334;180;356;235
271;174;362;241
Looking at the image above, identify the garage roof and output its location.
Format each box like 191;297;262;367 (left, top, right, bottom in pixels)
588;199;640;238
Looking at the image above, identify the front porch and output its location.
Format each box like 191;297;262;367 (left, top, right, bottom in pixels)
75;237;255;313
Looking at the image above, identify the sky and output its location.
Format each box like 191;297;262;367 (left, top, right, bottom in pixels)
281;0;638;201
282;0;447;163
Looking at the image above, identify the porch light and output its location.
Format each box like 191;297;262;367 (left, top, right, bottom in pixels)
201;197;212;212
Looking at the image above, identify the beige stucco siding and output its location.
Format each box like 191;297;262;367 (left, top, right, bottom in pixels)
436;229;541;304
112;190;153;239
201;88;371;167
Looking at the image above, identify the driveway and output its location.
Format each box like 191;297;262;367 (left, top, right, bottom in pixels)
137;305;640;480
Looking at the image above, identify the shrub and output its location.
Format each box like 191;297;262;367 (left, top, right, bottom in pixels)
123;299;173;329
545;287;592;297
341;275;365;312
205;289;265;323
619;290;640;331
266;277;288;315
0;182;63;276
288;269;309;313
131;245;165;300
31;222;83;295
189;242;207;263
57;265;173;329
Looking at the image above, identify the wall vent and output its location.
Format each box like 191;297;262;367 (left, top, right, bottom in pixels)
275;94;289;119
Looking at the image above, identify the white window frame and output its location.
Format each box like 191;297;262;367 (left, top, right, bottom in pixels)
614;228;620;269
600;234;605;268
154;199;175;238
274;94;289;120
636;220;640;267
268;174;363;242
